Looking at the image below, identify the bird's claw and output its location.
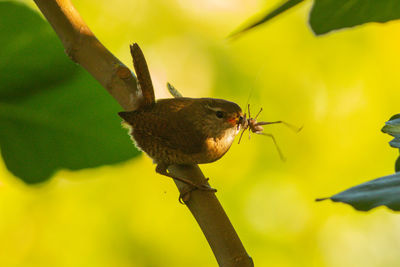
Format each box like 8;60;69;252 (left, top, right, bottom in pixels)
179;191;192;204
178;182;217;204
198;183;217;192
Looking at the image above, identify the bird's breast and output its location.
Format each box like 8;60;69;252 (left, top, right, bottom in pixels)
202;128;237;163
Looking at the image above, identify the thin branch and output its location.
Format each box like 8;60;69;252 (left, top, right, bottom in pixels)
34;0;141;111
33;1;253;266
170;165;254;267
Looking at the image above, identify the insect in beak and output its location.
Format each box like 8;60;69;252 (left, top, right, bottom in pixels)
237;104;302;161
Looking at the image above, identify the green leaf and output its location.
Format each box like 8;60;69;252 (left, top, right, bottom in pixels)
0;2;140;183
229;0;304;39
317;173;400;211
316;115;400;211
382;114;400;172
382;113;400;149
310;0;400;35
230;0;400;38
0;2;77;100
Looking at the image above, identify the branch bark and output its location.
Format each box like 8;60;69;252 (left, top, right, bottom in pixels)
33;1;253;266
34;0;140;111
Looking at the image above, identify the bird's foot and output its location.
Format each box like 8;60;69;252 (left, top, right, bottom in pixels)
178;180;217;204
156;165;216;203
198;182;217;192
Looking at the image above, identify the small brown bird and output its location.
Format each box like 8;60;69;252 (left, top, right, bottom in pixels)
119;97;243;190
119;44;245;194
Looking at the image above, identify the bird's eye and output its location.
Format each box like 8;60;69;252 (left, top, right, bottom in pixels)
215;111;224;118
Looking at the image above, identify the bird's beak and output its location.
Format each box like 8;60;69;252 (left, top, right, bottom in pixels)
237;115;244;126
235;113;245;131
228;112;244;130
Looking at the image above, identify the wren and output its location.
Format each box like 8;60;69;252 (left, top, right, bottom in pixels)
119;97;243;190
119;44;244;194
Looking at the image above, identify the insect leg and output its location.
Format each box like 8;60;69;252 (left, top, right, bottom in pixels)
238;128;246;144
256;120;283;126
254;108;263;120
258;132;286;161
256;121;302;133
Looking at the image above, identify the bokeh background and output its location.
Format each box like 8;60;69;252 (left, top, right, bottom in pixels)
1;0;400;266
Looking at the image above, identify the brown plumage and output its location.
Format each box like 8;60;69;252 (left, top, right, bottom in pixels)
119;97;243;167
122;43;243;196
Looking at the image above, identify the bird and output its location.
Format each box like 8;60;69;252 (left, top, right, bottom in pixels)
118;97;243;191
119;43;244;200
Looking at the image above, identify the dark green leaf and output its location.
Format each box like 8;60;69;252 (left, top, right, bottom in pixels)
382;115;400;149
231;0;400;38
229;0;304;39
310;0;400;35
382;114;400;172
389;114;400;121
318;115;400;211
317;173;400;211
0;2;140;183
0;2;77;100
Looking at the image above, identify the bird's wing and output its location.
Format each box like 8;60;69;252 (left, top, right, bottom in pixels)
119;110;204;155
150;113;204;154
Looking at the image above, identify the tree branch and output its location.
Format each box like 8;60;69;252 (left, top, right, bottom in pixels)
33;0;253;266
170;165;253;267
34;0;140;111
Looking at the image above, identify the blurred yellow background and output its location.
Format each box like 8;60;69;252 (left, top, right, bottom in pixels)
2;0;400;266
